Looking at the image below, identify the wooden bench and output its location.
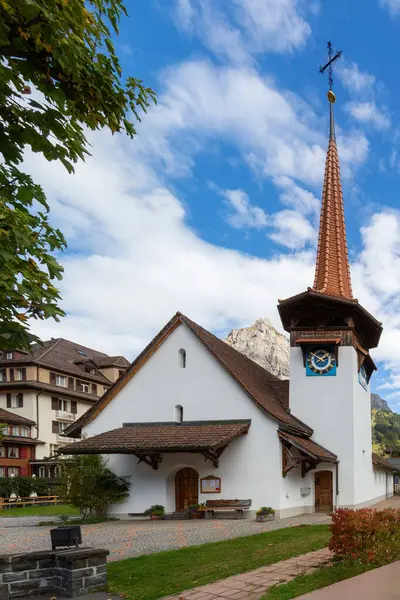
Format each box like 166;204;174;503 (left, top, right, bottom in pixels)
200;499;252;519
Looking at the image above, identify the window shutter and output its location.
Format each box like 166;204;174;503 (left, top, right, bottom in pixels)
21;368;26;381
91;383;97;395
68;377;74;389
51;397;59;411
20;447;27;459
76;380;83;391
50;372;56;384
9;368;14;381
52;421;59;434
17;393;23;408
71;401;77;414
6;393;11;408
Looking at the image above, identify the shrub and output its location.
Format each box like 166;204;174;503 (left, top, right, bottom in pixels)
256;506;275;516
57;455;130;519
143;505;165;517
0;477;50;498
330;508;400;565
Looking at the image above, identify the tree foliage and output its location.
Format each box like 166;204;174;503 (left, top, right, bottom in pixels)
372;409;400;456
0;0;156;349
57;454;130;518
0;476;50;498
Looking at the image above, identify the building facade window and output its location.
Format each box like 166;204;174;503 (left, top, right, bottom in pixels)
0;370;5;382
7;393;23;409
6;352;13;360
20;426;30;437
56;374;67;387
0;467;4;477
0;447;5;458
178;348;187;368
49;445;58;456
39;466;46;478
81;383;89;393
11;425;19;436
175;405;183;423
15;368;26;381
8;467;20;477
8;447;19;459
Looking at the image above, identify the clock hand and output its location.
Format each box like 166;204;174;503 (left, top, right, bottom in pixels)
310;352;329;364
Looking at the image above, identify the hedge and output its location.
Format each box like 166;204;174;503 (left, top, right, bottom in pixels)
0;477;51;498
330;507;400;565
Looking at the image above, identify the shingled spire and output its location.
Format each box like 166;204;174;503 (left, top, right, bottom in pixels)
312;90;353;300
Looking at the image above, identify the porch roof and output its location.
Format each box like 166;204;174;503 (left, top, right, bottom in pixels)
59;420;250;467
278;431;337;463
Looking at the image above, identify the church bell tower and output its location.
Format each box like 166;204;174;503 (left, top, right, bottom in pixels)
277;81;383;508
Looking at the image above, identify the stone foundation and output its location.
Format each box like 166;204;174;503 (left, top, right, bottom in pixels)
0;547;109;599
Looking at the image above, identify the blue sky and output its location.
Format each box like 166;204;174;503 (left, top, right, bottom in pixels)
26;0;400;410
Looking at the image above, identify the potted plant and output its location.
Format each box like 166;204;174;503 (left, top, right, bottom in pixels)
188;504;203;518
256;507;275;522
144;505;165;520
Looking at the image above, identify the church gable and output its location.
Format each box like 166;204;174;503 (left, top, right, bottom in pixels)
66;312;311;438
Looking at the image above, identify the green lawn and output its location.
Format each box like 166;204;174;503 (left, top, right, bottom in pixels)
264;561;376;600
108;524;330;600
0;504;79;517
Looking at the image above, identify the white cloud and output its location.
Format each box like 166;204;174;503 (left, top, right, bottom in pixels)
344;101;391;130
273;176;320;216
337;61;376;95
269;210;317;249
222;189;268;229
380;0;400;16
173;0;311;65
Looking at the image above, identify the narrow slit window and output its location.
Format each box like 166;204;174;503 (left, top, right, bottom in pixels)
175;405;183;423
178;348;187;368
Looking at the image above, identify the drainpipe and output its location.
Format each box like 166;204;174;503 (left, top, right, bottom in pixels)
335;462;339;508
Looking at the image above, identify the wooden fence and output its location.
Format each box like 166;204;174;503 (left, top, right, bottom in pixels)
0;495;60;509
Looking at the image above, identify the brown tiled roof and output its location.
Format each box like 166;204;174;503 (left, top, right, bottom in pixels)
312;102;353;300
372;452;397;472
0;381;101;402
279;431;337;463
59;420;250;455
0;339;129;384
66;313;313;438
0;408;35;426
1;436;45;445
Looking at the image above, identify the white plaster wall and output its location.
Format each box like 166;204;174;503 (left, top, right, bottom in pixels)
289;346;357;506
84;323;282;515
289;346;388;507
279;457;337;517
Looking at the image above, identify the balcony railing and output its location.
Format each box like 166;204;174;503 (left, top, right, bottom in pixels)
55;410;76;421
56;434;75;443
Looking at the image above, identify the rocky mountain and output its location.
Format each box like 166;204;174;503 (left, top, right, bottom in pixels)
225;318;290;380
371;393;392;413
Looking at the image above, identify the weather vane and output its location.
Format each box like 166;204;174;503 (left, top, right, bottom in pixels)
319;41;342;93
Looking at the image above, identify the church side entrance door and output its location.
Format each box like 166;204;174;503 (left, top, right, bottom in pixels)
315;471;333;512
175;468;199;511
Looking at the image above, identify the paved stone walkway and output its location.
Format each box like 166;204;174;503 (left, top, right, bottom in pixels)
0;513;331;561
163;548;333;600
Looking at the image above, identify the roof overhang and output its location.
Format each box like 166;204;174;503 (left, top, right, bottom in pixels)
372;453;397;473
278;290;382;350
59;420;250;469
279;430;337;478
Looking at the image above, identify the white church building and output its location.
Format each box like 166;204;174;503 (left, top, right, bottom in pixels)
63;91;395;518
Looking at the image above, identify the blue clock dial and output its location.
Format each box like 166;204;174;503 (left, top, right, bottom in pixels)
358;364;368;390
306;347;336;377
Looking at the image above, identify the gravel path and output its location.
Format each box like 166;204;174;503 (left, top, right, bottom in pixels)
0;513;330;562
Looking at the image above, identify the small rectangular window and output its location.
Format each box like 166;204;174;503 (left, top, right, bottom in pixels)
6;352;13;360
7;467;20;477
8;447;19;458
11;425;19;436
0;447;5;458
56;375;67;387
81;383;89;393
0;467;4;477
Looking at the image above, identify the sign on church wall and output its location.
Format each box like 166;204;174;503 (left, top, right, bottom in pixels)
200;475;221;493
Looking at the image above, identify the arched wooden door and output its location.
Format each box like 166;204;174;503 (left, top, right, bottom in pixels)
315;471;333;512
175;468;199;511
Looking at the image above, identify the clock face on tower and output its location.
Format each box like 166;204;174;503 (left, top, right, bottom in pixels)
358;364;368;390
306;347;337;377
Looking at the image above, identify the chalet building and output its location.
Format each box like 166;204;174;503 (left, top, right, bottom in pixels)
61;90;396;518
0;408;43;477
0;339;129;462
